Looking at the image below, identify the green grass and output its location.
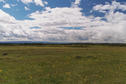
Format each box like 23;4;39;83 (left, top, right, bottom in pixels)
0;45;126;84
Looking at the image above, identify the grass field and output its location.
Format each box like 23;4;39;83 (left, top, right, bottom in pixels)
0;44;126;84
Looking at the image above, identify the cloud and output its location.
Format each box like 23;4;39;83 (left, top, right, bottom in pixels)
74;0;81;5
0;9;33;41
34;0;44;7
21;0;33;4
3;3;10;8
24;6;30;11
21;0;47;7
0;0;5;2
93;1;126;13
28;7;87;27
0;1;126;43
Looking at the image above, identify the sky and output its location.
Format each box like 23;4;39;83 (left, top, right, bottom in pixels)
0;0;126;43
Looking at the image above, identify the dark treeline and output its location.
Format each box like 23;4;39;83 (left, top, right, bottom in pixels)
0;43;126;47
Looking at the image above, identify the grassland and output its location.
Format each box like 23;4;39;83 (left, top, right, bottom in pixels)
0;44;126;84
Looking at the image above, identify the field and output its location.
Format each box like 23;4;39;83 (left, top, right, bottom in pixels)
0;44;126;84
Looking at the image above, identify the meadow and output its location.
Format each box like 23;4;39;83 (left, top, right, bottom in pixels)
0;44;126;84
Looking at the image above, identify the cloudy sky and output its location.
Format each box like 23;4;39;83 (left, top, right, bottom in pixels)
0;0;126;43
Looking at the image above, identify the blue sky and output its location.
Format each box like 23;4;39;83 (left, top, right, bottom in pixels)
0;0;126;43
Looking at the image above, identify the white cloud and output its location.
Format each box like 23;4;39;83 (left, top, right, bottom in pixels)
21;0;33;4
33;0;44;7
0;0;5;2
44;1;48;5
0;9;33;41
3;3;10;8
0;10;15;22
74;0;81;5
93;1;126;13
0;1;126;43
71;0;81;7
21;0;47;7
20;1;126;42
24;6;30;10
29;7;88;27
